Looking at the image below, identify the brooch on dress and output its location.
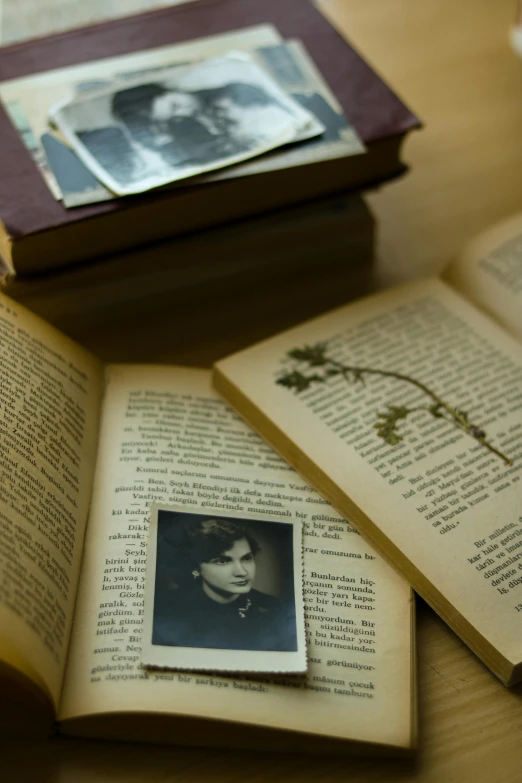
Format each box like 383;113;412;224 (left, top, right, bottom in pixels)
238;598;252;619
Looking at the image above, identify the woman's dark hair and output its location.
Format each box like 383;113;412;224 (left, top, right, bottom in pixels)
112;83;169;122
206;82;275;108
184;517;260;566
111;84;202;151
158;516;260;587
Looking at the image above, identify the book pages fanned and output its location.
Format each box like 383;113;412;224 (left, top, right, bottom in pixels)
214;278;522;685
59;366;414;753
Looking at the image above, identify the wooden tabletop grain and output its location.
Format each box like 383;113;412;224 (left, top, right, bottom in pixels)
2;1;522;781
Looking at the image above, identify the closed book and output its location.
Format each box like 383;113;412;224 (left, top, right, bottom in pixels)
5;194;375;365
0;0;420;277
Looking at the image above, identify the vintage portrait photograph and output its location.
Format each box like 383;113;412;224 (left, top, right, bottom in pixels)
49;52;319;195
142;504;306;673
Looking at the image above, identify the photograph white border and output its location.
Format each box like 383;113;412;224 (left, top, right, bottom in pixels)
142;502;307;674
49;51;320;196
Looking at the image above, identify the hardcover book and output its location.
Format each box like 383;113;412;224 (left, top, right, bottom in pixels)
0;0;420;276
3;194;375;354
214;211;522;686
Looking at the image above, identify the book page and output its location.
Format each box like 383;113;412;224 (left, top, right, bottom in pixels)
445;211;522;342
59;366;413;751
0;294;103;709
214;278;522;684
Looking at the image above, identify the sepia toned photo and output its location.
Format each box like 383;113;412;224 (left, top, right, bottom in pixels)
142;504;306;673
49;52;320;195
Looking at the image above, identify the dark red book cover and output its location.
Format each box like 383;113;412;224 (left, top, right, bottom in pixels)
0;0;420;242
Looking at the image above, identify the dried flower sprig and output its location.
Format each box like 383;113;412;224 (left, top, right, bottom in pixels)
277;342;512;465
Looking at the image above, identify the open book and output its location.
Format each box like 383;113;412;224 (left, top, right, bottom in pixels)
214;211;522;686
0;294;414;753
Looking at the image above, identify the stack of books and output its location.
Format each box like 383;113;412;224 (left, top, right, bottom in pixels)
0;0;420;335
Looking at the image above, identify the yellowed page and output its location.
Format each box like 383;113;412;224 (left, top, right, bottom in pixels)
214;278;522;685
445;211;522;342
60;366;414;752
0;293;103;710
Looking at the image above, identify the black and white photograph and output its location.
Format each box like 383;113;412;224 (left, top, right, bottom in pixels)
142;504;306;674
48;52;320;196
0;24;284;204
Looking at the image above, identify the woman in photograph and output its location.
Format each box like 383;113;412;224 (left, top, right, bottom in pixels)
152;517;297;652
111;83;226;168
110;80;296;171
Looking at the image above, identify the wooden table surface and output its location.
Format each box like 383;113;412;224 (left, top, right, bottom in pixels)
3;0;522;781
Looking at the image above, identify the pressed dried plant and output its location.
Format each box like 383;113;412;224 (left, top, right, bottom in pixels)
276;343;512;465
